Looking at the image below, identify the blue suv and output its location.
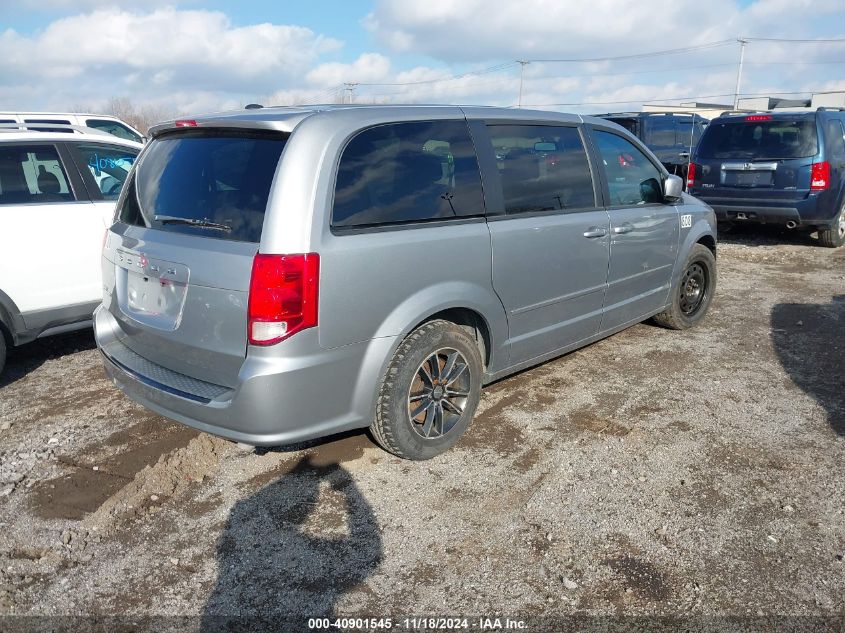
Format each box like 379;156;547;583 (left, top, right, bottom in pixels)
688;108;845;247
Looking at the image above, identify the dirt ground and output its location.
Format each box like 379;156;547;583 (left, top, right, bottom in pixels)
0;226;843;631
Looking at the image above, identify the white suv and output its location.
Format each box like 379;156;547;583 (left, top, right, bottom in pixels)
0;130;142;374
0;112;144;144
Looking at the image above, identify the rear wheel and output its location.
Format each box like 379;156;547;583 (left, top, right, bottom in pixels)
371;320;482;460
653;243;716;330
818;203;845;248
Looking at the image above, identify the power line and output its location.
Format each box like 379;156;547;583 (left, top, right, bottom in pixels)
353;62;518;87
744;36;845;43
518;88;845;108
523;40;735;63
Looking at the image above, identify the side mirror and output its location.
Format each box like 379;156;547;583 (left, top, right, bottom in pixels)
663;174;683;202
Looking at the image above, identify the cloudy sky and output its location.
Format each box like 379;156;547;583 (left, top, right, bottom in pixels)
2;0;844;117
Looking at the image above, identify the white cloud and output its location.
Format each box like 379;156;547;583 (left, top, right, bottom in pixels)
306;53;392;87
0;7;342;112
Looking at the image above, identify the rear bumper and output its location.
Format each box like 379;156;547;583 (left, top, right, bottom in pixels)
692;192;837;227
95;307;394;446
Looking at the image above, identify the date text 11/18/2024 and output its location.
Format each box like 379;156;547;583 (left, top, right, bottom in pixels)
307;617;529;630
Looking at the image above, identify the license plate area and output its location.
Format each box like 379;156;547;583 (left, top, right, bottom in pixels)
115;250;189;331
721;161;777;188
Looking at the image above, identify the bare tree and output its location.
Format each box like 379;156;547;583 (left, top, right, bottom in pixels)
102;98;178;134
72;99;178;134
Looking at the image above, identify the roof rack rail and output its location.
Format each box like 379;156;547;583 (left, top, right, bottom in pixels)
816;106;845;112
0;122;116;136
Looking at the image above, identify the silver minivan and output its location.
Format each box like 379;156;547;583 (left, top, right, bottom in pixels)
95;105;717;460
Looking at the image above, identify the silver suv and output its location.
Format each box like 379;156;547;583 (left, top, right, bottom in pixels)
95;105;717;460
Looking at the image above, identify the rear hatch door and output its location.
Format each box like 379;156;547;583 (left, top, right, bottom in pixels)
694;115;819;200
103;128;288;388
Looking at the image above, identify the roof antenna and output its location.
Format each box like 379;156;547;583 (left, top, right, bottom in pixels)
244;103;264;110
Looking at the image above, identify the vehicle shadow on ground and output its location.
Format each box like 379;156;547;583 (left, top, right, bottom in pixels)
0;330;95;389
771;296;845;436
201;455;383;631
718;222;818;247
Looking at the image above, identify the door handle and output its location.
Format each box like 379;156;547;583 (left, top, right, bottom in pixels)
583;227;608;238
612;223;635;235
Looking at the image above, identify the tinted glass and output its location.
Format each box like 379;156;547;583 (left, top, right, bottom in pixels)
697;118;818;159
0;144;73;204
606;118;638;135
71;143;139;200
825;119;845;157
24;118;73;134
676;117;702;148
645;117;676;147
593;130;663;206
333;120;484;228
85;119;143;143
118;130;287;242
487;124;595;213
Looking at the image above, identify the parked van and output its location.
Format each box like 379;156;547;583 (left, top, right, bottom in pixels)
0;112;144;143
688;108;845;247
95;105;717;459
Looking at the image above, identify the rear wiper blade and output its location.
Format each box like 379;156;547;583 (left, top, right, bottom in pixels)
154;215;232;232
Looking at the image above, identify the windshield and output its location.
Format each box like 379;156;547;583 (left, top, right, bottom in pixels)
118;130;287;242
697;118;818;160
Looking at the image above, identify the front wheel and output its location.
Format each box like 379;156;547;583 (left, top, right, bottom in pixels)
818;204;845;248
653;243;717;330
371;320;483;460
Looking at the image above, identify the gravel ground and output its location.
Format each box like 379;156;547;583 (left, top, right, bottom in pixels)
0;227;843;631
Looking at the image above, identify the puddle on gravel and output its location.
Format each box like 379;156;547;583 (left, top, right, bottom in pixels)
29;417;198;520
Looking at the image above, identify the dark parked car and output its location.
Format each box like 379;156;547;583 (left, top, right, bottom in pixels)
688;108;845;247
596;112;708;179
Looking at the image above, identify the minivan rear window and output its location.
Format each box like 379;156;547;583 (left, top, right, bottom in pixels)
697;118;818;160
119;130;287;242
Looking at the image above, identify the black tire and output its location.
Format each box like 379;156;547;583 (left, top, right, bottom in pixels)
0;332;6;376
371;319;483;460
653;243;717;330
818;203;845;248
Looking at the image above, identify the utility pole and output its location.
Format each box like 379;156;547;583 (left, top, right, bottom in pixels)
733;38;748;110
343;82;358;104
517;60;529;107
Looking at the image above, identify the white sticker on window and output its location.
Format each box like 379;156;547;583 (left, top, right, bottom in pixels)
681;214;692;228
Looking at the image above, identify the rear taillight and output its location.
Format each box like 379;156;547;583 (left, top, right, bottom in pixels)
247;253;319;346
686;163;698;189
811;161;830;191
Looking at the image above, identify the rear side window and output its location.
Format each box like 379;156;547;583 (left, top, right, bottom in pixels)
593;130;664;206
697;118;818;159
70;143;139;200
24;118;73;134
645;117;676;147
85;119;143;143
487;124;595;213
825;119;845;158
332;120;484;229
0;144;73;204
676;117;704;148
119;130;287;242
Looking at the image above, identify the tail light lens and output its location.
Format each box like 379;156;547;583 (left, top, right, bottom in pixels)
248;253;319;346
686;163;698;189
811;161;830;191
